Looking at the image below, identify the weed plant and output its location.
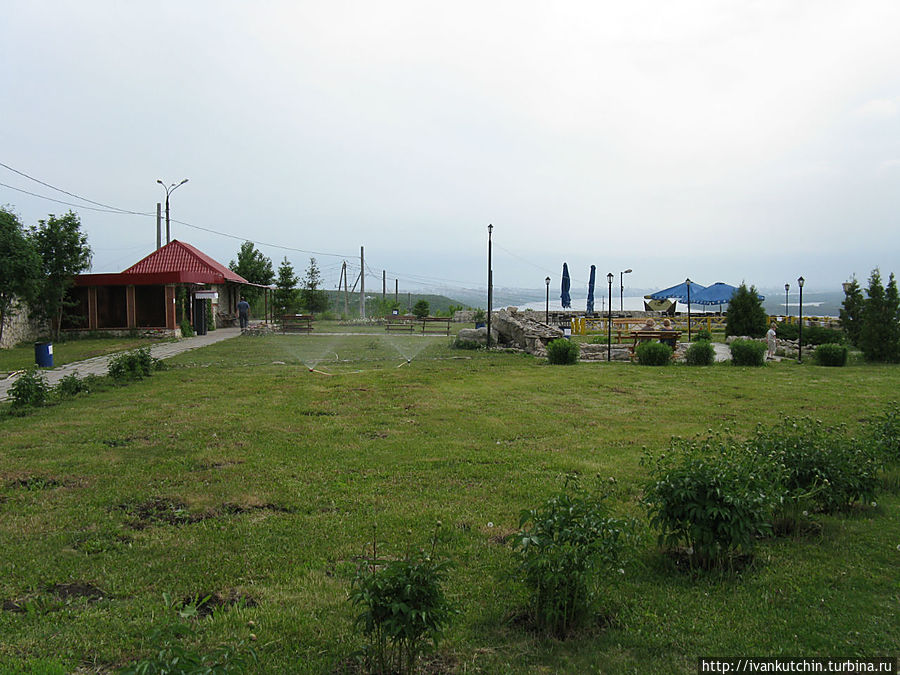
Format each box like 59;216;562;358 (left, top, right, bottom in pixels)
8;368;49;409
694;329;712;342
730;339;766;366
635;341;671;366
108;347;160;382
511;477;635;636
54;373;89;398
546;338;579;365
866;401;900;464
452;337;481;350
350;524;454;675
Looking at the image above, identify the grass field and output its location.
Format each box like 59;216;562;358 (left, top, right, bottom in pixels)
0;337;177;374
1;332;898;673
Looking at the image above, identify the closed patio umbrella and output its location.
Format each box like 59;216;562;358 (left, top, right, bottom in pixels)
586;265;596;314
561;263;571;308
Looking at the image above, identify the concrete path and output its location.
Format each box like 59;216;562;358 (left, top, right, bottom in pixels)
0;327;243;402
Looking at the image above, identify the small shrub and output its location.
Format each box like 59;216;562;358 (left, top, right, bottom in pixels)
180;319;194;337
452;337;481;350
412;300;430;319
684;340;715;366
748;417;880;514
729;339;766;366
108;347;158;382
350;524;454;675
776;323;845;346
865;401;900;464
814;343;848;367
635;341;672;366
511;477;634;636
55;373;89;398
641;435;776;567
546;338;579;365
472;308;486;324
694;329;712;342
9;369;49;409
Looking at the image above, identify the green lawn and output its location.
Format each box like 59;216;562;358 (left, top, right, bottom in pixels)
0;337;176;374
1;333;898;673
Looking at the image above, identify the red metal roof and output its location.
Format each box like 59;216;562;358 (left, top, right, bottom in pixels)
123;240;248;283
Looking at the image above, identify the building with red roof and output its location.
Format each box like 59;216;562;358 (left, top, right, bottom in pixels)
67;240;264;333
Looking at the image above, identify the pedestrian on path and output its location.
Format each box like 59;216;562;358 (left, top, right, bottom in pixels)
766;322;777;360
237;297;250;330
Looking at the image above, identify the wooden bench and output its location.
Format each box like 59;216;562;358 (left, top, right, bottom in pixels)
628;330;682;359
385;315;417;332
281;314;314;333
420;317;451;335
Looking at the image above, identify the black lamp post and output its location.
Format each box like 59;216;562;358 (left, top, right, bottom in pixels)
784;283;790;318
607;272;614;361
685;278;692;342
157;178;188;244
798;276;805;363
486;224;493;348
620;268;632;311
545;276;551;324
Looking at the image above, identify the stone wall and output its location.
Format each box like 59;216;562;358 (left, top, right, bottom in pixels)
0;302;45;349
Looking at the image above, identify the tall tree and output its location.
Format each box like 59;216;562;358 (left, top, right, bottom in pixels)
273;257;298;316
725;283;767;338
229;241;274;303
300;257;329;314
839;276;865;346
0;207;41;344
859;269;900;363
29;211;92;339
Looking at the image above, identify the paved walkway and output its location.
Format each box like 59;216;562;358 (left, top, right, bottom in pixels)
0;327;242;402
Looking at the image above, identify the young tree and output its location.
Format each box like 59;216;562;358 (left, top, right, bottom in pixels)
859;269;900;362
840;277;865;346
273;257;299;316
229;241;274;303
412;299;430;319
29;211;92;339
0;207;41;344
725;283;767;338
300;257;330;314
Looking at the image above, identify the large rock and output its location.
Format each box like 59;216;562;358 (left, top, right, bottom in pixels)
456;326;497;345
491;308;564;355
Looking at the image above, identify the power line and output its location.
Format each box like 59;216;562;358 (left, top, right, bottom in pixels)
0;181;152;215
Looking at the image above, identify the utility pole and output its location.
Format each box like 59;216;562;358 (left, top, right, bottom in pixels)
382;270;386;305
359;246;365;319
156;203;162;249
395;279;398;303
341;261;349;317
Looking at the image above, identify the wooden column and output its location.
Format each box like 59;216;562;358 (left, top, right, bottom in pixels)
165;285;177;329
126;285;137;328
88;287;99;329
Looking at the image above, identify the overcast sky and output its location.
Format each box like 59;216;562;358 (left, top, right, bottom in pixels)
3;1;899;297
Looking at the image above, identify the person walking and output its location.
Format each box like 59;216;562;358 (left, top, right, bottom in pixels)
237;297;250;330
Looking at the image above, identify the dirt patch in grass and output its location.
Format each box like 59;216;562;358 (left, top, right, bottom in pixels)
2;582;106;614
120;497;297;529
333;651;457;674
6;475;63;490
221;501;297;515
51;582;105;600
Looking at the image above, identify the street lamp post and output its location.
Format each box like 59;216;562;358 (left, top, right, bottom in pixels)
157;178;188;244
607;272;614;362
686;278;692;342
545;276;551;324
798;276;805;363
620;268;632;311
486;224;493;348
784;283;790;319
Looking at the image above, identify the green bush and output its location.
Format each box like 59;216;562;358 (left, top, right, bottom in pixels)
108;347;158;382
452;337;481;350
729;339;766;366
726;283;767;338
865;401;900;464
546;338;579;365
412;300;430;319
511;478;634;636
694;329;712;342
814;343;848;367
777;323;845;346
635;341;672;366
8;368;49;409
684;340;715;366
641;435;776;567
747;417;879;514
55;373;89;398
180;318;194;338
350;524;453;675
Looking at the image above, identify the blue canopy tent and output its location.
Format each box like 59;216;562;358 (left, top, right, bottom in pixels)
561;263;571;308
692;283;766;311
586;265;596;314
645;281;707;303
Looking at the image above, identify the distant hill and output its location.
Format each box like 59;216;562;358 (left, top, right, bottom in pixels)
321;289;467;316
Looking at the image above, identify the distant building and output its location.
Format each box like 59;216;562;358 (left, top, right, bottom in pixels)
67;240;266;334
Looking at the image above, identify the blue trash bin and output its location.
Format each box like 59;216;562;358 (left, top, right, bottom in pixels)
35;342;54;368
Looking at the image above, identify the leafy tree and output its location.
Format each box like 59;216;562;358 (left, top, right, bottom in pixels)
0;207;41;345
840;277;865;346
859;269;900;362
229;241;273;303
29;211;92;339
300;257;329;314
412;299;430;319
273;257;299;316
725;283;767;338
